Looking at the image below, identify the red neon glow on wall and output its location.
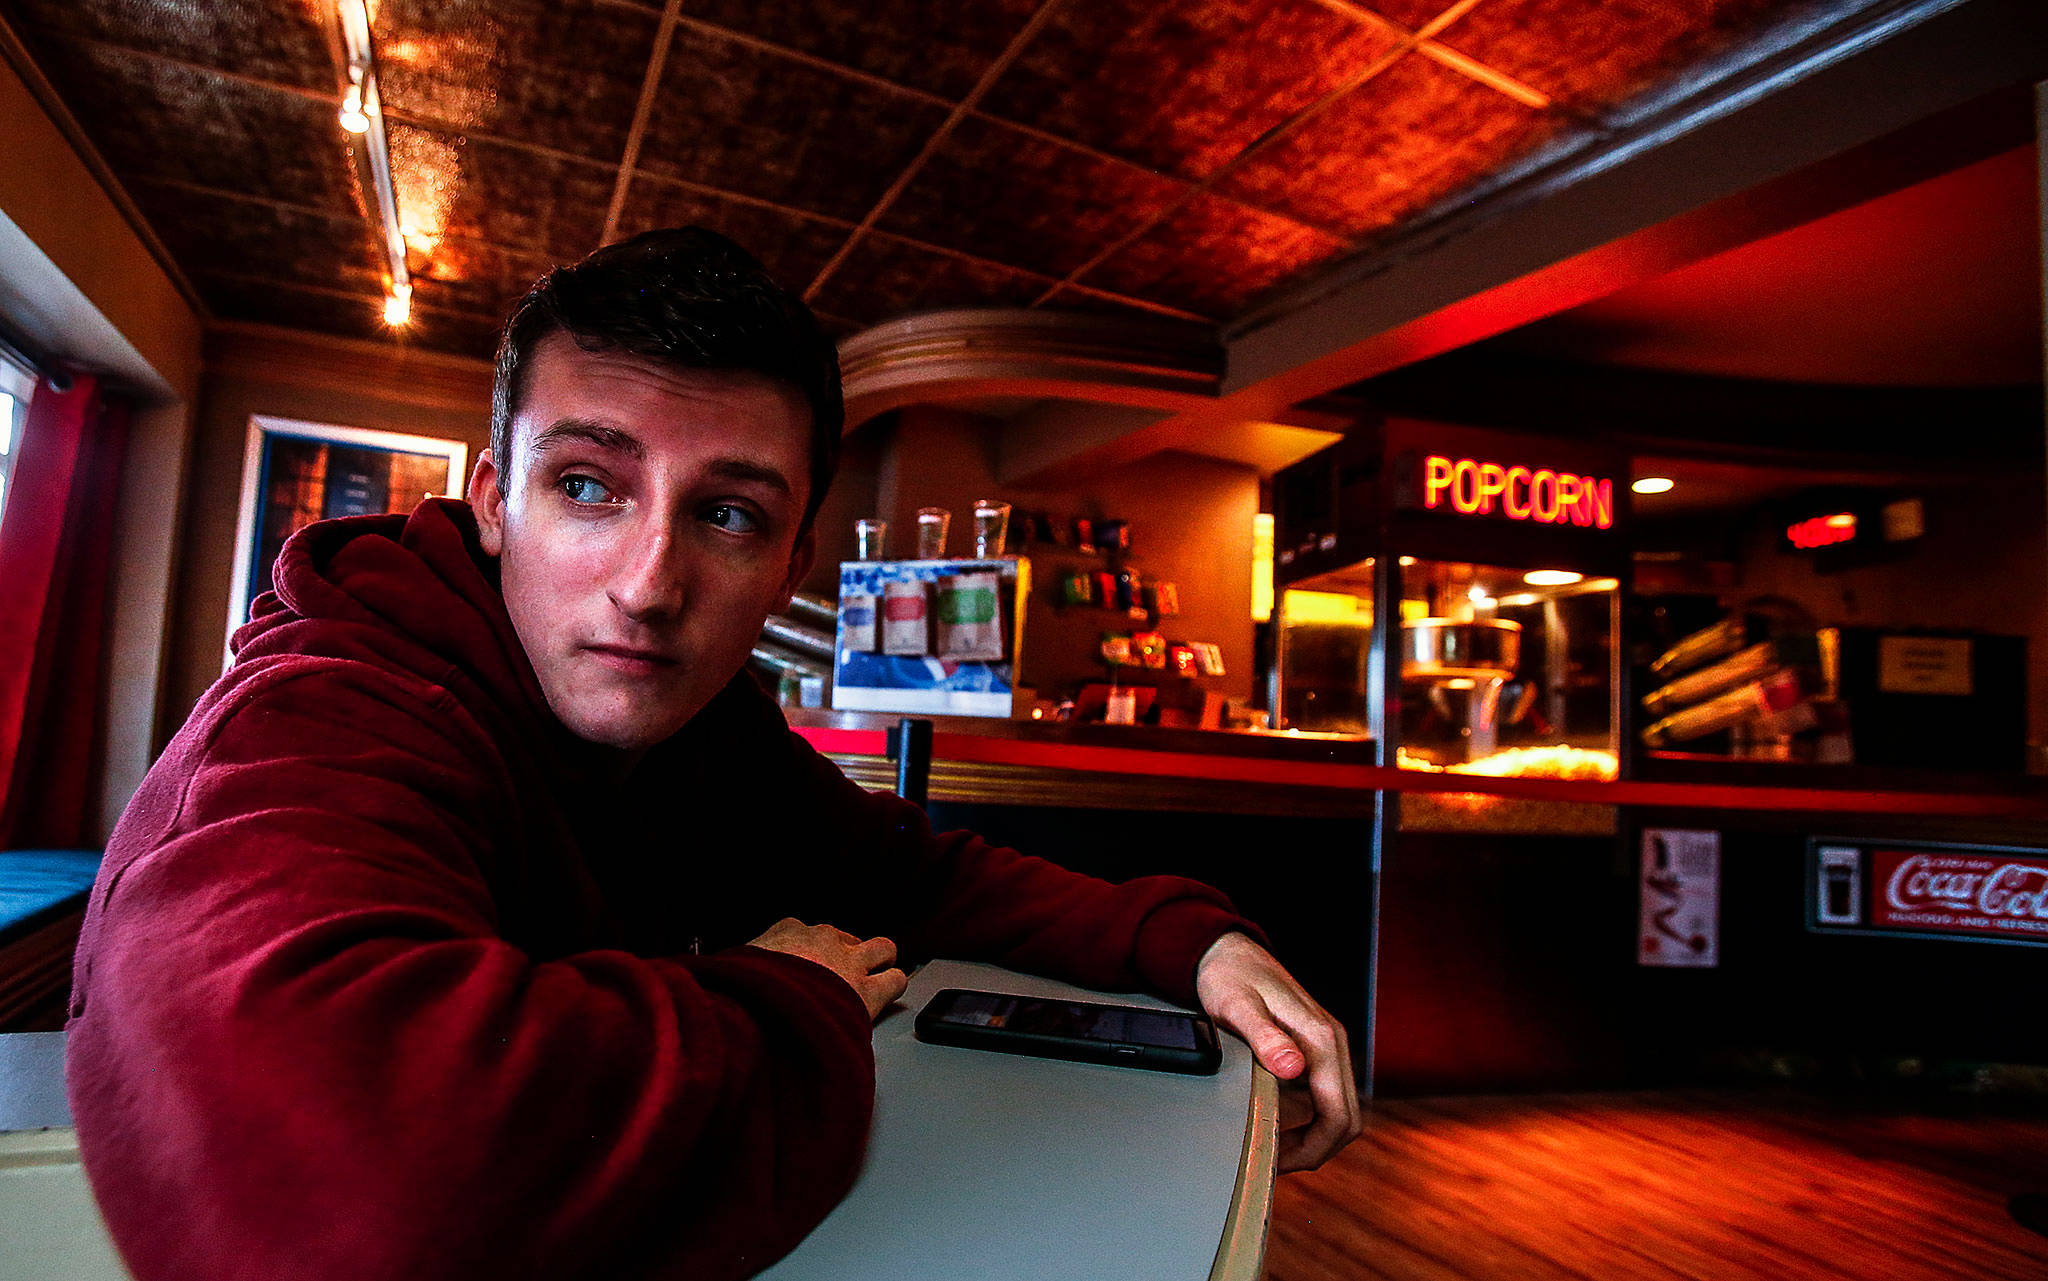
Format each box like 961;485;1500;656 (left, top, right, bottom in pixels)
1422;454;1614;529
1786;513;1858;550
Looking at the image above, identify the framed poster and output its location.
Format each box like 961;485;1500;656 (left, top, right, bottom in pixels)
225;415;468;652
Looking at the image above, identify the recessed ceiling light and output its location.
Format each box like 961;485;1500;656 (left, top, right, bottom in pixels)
1632;477;1675;495
1523;569;1584;587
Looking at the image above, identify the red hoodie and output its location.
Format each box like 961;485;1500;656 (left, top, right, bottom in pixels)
66;499;1258;1281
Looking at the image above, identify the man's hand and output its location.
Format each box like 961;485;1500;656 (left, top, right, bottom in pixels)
1195;932;1361;1173
747;918;908;1021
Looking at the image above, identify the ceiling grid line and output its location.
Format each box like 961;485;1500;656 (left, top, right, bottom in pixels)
45;31;339;106
197;265;500;322
24;9;1420;295
799;0;1072;306
662;13;959;112
599;0;685;247
1025;0;1563;312
1025;40;1426;308
0;0;1898;359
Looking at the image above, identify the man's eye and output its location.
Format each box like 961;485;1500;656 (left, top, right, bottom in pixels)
704;504;761;534
561;474;615;505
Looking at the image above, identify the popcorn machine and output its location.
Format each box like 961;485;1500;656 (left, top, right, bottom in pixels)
1270;420;1629;780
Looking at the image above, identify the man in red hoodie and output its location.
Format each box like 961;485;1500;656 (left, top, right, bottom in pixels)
67;228;1357;1281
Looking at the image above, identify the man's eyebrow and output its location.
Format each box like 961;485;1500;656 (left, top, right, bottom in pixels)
530;418;645;460
706;457;794;498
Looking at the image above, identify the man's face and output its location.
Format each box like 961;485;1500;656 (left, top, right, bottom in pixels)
470;333;815;752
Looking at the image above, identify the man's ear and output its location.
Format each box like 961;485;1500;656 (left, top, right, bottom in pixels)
777;526;816;611
468;451;506;558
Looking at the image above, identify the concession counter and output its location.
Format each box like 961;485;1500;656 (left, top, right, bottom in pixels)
791;418;2046;1097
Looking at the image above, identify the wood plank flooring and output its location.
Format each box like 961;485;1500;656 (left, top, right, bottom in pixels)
1264;1090;2048;1281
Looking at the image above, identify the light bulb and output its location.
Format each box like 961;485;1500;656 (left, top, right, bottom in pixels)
1523;569;1584;587
383;286;412;326
339;86;369;134
1632;477;1675;495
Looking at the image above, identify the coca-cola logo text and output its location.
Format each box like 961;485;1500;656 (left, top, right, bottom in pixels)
1879;852;2048;928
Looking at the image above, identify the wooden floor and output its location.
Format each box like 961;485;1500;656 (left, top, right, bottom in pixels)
1263;1089;2048;1281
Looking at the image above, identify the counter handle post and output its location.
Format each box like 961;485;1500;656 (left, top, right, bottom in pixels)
891;717;933;809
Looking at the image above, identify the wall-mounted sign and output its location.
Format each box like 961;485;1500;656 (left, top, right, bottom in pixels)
1808;839;2048;948
1420;455;1616;530
1639;828;1720;968
1877;635;1973;695
1778;492;1922;565
1784;512;1857;550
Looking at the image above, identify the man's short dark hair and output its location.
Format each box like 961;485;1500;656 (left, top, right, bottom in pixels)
492;227;844;531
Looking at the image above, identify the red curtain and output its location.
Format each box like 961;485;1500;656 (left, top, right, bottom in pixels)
0;370;131;848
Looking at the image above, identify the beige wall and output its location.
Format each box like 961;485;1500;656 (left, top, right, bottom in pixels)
161;327;492;741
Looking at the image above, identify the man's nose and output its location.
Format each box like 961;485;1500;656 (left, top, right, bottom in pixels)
607;516;689;621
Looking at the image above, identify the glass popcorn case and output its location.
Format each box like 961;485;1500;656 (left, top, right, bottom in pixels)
1270;420;1628;781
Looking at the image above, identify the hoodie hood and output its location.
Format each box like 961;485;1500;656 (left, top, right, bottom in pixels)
233;498;555;737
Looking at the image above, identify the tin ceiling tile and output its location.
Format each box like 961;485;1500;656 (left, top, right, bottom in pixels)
372;0;655;163
634;24;948;223
24;36;363;214
1422;0;1820;116
0;0;334;90
409;237;557;321
1080;192;1344;318
877;114;1189;280
1214;50;1556;239
976;0;1402;182
610;178;852;293
1033;287;1189;322
128;179;383;294
680;0;1043;100
807;232;1050;326
196;273;504;358
385;125;612;262
1355;0;1467;30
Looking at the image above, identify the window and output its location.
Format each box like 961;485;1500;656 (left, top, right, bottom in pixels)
0;356;33;528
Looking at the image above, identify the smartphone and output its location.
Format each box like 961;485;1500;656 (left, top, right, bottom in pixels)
914;988;1222;1075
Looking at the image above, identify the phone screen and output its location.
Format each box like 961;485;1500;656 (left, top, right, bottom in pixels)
931;991;1201;1050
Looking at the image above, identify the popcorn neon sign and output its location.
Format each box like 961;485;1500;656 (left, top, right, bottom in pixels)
1421;455;1615;530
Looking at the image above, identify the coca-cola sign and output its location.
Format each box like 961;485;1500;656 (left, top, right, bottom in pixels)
1873;849;2048;940
1809;840;2048;947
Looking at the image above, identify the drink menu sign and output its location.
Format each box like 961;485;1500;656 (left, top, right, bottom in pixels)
1809;839;2048;947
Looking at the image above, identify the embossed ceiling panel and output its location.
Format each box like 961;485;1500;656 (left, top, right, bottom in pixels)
196;273;504;354
3;0;332;89
394;126;612;261
372;0;655;163
678;0;1042;100
876;114;1191;282
1423;0;1826;116
1081;191;1345;318
808;232;1052;327
634;23;948;223
976;0;1403;183
20;34;360;215
128;179;382;294
1214;51;1560;239
610;177;851;288
408;236;557;322
0;0;1871;358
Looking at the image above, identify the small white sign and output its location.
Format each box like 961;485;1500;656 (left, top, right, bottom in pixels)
1639;829;1720;968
